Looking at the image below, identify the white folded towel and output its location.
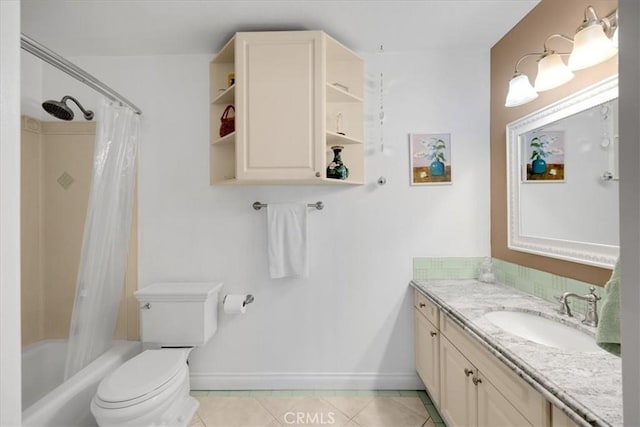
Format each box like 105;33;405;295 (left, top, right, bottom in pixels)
267;203;308;279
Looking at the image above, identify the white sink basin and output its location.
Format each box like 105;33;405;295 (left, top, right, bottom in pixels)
482;310;600;352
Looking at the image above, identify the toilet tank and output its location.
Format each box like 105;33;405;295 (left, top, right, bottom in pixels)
134;282;223;347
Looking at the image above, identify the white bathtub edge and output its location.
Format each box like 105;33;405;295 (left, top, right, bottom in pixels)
22;340;141;427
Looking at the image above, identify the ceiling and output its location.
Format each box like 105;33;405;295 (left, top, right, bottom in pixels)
21;0;539;56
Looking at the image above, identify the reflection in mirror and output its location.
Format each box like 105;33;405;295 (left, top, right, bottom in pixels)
521;99;618;245
507;76;619;268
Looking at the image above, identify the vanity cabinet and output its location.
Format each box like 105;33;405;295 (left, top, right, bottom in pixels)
551;406;581;427
414;291;440;405
440;334;532;427
413;289;550;427
209;31;365;185
439;311;549;427
439;334;478;426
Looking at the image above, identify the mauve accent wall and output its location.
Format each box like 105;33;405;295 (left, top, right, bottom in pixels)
490;0;617;286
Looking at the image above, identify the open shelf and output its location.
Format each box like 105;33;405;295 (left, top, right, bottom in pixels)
212;84;235;105
322;177;364;185
211;36;235;64
326;83;362;103
326;131;362;146
212;131;236;146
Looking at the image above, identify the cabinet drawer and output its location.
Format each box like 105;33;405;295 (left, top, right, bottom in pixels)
440;312;550;427
414;289;439;327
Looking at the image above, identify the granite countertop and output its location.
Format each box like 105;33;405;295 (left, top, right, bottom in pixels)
410;279;622;427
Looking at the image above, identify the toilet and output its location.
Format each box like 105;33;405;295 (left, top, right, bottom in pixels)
91;282;222;427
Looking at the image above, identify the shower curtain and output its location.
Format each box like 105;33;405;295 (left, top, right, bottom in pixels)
64;100;139;379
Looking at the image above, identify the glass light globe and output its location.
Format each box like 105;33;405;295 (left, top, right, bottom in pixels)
568;24;618;70
534;53;574;92
505;74;538;107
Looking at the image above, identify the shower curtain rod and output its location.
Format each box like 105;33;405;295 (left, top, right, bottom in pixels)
20;34;143;115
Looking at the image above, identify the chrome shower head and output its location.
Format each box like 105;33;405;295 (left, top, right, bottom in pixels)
42;96;94;121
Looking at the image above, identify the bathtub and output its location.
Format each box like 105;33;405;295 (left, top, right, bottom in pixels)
22;339;141;427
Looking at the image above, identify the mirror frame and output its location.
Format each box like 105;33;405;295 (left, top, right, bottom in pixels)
506;75;619;269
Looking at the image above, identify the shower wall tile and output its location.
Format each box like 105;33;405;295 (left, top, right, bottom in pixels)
21;116;45;346
20;118;139;346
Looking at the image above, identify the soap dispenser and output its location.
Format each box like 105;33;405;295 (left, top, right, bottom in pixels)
478;257;496;283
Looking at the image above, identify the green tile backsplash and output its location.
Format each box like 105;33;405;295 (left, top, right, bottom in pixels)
413;257;607;317
413;257;484;280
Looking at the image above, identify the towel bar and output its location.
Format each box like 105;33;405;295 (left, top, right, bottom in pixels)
252;201;324;211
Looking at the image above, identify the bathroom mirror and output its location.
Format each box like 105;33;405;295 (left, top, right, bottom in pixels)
506;76;619;269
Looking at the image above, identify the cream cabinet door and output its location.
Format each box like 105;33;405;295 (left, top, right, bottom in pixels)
415;309;440;405
551;405;580;427
440;335;477;427
236;32;324;181
477;372;532;427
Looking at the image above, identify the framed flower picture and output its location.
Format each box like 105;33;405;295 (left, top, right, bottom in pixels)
409;133;452;185
522;130;565;182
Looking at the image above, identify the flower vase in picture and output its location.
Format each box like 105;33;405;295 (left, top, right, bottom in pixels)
526;133;565;181
531;158;547;174
430;159;445;176
327;145;349;180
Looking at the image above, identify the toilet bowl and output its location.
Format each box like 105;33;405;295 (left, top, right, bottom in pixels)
91;282;222;427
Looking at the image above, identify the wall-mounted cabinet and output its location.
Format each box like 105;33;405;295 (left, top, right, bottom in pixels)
209;31;365;185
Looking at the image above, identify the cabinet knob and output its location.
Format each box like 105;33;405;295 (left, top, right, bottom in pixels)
464;368;473;377
419;303;426;308
430;331;437;337
472;376;483;386
315;172;321;178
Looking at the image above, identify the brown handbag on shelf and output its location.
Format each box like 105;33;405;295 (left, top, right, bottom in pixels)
219;105;235;137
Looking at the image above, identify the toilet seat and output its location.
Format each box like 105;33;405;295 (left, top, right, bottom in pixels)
94;348;189;409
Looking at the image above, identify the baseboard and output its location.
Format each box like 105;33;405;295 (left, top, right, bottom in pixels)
190;372;422;390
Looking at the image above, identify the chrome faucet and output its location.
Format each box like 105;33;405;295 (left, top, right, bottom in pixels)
558;286;601;327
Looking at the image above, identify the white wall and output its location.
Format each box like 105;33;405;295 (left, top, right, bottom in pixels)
40;47;490;388
21;51;44;120
1;1;22;424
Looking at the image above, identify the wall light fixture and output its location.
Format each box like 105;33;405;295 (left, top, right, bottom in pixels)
505;5;617;108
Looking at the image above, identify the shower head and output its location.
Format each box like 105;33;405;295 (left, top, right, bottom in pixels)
42;96;94;121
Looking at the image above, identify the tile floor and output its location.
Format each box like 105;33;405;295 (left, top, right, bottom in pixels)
189;390;445;427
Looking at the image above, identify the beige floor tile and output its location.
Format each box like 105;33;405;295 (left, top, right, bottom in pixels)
322;396;373;418
274;397;350;427
256;397;304;418
390;397;429;418
354;397;428;427
344;421;362;427
196;396;277;427
422;418;436;427
189;412;204;426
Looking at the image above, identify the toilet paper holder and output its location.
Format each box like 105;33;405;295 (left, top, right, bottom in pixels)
223;294;254;307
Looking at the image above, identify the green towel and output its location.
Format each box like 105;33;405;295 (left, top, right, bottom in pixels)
596;259;621;356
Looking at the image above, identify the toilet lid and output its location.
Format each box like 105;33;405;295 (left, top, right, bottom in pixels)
96;348;188;404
